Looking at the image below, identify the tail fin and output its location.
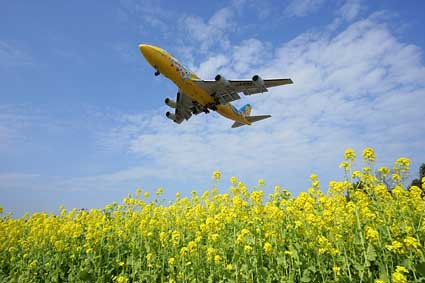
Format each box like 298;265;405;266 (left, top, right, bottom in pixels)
231;115;271;128
239;104;252;116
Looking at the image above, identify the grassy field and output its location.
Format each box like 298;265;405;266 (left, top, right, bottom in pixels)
1;148;425;282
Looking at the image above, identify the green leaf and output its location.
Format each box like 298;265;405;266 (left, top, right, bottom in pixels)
301;269;311;282
415;262;425;277
367;245;377;262
353;262;364;271
277;257;285;266
78;270;94;281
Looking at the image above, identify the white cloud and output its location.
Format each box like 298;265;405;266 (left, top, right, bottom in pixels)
99;13;425;192
337;0;363;21
286;0;326;17
182;8;235;53
119;0;174;36
194;54;229;79
193;39;271;79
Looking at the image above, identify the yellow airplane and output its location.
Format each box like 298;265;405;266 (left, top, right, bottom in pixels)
139;44;293;128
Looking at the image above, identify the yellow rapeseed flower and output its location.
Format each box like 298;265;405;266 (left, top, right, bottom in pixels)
230;176;238;185
404;236;421;250
187;241;197;253
29;259;38;269
352;170;362;178
365;226;379;242
168;257;176;266
212;170;221;181
392;272;407;283
258;179;265;186
263;242;273;254
344;148;356;161
339;161;349;169
244;245;253;253
114;275;129;283
378;166;390;176
180;247;189;256
156;187;163;196
284;250;293;256
392;173;401;182
207;247;216;260
395;266;408;274
395;157;410;172
332;266;341;275
362;147;375;162
385;240;403;253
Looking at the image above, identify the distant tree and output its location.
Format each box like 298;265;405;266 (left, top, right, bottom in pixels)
409;163;425;189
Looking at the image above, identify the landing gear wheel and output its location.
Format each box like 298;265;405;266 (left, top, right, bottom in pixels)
206;103;218;111
154;70;160;76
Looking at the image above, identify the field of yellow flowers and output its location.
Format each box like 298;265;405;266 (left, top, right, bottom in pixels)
1;148;425;283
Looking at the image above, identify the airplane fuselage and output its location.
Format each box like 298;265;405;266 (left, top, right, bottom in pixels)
139;44;251;125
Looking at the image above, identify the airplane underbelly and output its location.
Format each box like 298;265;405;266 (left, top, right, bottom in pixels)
176;80;212;105
165;68;246;123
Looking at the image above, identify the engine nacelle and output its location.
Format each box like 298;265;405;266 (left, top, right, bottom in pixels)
252;75;265;87
166;112;176;121
215;74;230;87
165;98;176;108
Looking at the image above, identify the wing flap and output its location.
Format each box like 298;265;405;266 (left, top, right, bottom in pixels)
192;77;293;104
215;91;241;104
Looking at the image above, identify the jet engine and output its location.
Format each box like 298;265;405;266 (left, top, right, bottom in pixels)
166;112;176;121
165;98;177;108
252;75;265;87
215;74;230;87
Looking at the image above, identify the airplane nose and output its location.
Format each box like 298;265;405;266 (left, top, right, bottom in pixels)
139;44;149;57
139;44;160;70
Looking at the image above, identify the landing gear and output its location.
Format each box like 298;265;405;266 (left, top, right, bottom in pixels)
154;70;160;76
206;103;218;111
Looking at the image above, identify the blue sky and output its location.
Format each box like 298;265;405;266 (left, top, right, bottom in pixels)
1;0;425;216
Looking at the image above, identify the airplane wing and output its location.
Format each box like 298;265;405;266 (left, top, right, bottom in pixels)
166;90;207;124
192;76;293;105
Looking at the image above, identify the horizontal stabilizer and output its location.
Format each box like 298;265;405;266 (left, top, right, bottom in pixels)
231;115;271;128
246;115;271;123
231;121;245;128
